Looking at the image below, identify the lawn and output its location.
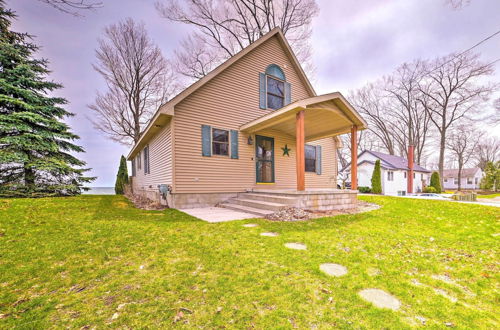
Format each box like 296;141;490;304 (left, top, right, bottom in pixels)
477;193;500;199
0;195;498;329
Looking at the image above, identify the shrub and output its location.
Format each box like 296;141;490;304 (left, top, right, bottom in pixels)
114;155;129;195
371;160;382;194
358;186;372;193
430;172;442;193
423;186;436;193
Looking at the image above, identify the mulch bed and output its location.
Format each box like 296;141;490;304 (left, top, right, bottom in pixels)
265;201;380;222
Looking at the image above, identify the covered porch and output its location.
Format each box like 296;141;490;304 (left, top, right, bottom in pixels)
241;92;367;191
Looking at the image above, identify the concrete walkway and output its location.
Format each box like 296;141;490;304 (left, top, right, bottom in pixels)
179;207;257;223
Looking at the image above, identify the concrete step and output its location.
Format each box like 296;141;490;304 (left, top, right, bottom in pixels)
231;198;287;211
242;193;298;205
220;202;275;217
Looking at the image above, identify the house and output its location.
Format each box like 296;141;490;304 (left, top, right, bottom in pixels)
348;150;431;195
126;28;367;213
442;168;483;190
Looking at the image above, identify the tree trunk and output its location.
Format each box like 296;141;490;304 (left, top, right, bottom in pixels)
457;163;462;191
24;164;35;188
438;131;446;188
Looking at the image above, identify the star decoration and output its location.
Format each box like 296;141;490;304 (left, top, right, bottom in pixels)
281;144;291;156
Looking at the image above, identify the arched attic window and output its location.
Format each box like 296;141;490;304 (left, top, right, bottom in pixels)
259;64;291;110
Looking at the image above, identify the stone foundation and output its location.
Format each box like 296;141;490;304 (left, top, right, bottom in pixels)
170;192;238;209
248;188;358;211
131;188;358;211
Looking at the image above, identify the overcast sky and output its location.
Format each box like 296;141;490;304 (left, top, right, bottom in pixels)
9;0;500;186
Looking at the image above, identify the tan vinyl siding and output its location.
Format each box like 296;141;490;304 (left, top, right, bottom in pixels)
132;120;172;192
172;35;337;193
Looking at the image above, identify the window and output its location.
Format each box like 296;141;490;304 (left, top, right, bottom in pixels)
137;151;142;170
305;145;316;172
475;177;478;184
131;159;136;177
212;128;229;156
467;177;472;184
413;173;415;179
454;178;458;184
267;76;284;110
404;172;407;178
387;171;394;181
421;173;424;180
143;145;150;174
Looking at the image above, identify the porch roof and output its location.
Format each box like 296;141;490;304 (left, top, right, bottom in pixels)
240;92;367;142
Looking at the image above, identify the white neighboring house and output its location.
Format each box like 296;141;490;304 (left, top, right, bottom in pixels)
345;150;431;195
442;168;483;190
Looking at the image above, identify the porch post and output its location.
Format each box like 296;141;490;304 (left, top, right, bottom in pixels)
296;110;305;191
350;126;358;190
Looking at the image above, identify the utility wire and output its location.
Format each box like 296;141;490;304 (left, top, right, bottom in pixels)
425;28;500;75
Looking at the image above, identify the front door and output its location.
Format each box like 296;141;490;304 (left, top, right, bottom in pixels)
255;135;274;183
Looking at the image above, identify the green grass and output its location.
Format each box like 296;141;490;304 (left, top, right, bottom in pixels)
477;193;500;199
0;195;498;328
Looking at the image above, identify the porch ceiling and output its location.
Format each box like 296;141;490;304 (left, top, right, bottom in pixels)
240;92;367;142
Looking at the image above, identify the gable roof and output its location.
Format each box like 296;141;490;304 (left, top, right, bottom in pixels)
342;150;431;173
127;27;315;160
442;168;481;178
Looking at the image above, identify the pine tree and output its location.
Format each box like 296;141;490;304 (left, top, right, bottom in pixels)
371;160;382;194
114;155;128;195
0;2;94;197
480;161;499;192
430;172;442;193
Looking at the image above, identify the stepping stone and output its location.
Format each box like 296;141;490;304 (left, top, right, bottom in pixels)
358;289;401;310
242;223;258;228
260;232;279;237
319;263;348;277
284;242;307;250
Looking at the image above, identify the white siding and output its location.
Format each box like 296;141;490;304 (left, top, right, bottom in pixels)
443;170;483;190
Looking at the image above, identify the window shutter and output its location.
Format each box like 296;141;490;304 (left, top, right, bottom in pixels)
131;159;136;177
201;125;212;157
315;145;322;175
143;147;147;174
230;130;239;159
284;82;291;105
259;73;266;109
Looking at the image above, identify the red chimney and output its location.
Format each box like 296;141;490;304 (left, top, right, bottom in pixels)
407;145;414;194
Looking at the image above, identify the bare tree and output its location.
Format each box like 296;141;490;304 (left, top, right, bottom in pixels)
337;130;378;170
446;124;483;190
38;0;102;16
350;83;397;155
475;136;500;169
155;0;319;79
418;52;496;185
445;0;471;10
384;60;432;164
89;18;178;145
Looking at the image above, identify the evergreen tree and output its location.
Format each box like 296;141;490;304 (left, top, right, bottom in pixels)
430;171;442;193
0;2;94;197
371;160;382;194
480;161;499;192
114;155;128;194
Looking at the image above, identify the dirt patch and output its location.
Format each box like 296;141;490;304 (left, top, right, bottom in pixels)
308;201;380;218
124;191;167;211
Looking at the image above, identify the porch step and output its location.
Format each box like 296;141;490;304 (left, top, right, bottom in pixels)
231;198;287;211
220;203;275;217
242;193;298;205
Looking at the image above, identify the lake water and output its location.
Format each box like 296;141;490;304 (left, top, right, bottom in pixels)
83;187;115;195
